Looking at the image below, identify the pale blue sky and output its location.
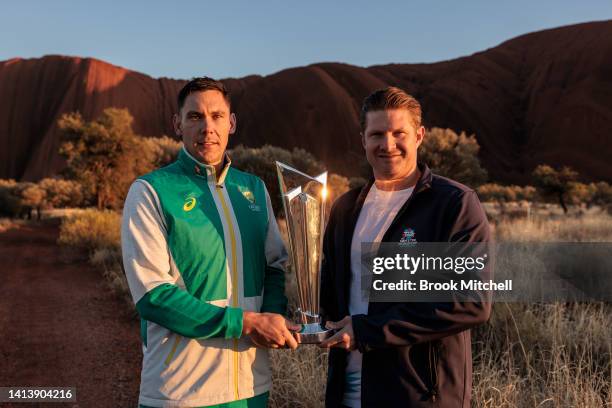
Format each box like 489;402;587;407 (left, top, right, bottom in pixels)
2;1;611;79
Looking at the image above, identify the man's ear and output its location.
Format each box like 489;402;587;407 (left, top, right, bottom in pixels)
173;113;182;136
229;113;237;134
361;132;366;149
415;126;425;149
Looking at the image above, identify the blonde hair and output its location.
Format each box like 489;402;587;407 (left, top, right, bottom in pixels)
360;86;422;130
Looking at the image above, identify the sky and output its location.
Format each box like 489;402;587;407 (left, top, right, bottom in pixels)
2;1;612;80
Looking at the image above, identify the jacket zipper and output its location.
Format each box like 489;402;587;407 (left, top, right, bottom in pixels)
428;342;440;402
164;333;182;365
216;184;240;401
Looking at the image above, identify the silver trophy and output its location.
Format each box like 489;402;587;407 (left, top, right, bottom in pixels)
276;161;334;343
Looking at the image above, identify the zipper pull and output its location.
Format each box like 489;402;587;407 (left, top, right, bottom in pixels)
429;389;438;402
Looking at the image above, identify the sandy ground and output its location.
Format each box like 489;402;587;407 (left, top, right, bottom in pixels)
0;220;141;407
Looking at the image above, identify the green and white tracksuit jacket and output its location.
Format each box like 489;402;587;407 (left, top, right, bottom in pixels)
121;147;288;407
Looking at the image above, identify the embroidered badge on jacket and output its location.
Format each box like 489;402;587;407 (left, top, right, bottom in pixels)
399;227;417;246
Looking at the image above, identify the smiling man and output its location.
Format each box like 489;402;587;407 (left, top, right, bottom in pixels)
319;87;491;407
121;77;298;408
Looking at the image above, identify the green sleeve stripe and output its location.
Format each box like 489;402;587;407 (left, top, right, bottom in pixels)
136;283;243;339
261;266;287;315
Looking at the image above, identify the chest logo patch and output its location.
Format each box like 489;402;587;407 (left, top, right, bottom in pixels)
183;197;197;212
238;186;256;204
399;228;417;246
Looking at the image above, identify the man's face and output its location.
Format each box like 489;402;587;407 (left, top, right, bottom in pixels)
173;90;236;166
362;109;425;181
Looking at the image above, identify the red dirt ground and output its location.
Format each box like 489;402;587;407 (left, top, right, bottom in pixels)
0;220;141;407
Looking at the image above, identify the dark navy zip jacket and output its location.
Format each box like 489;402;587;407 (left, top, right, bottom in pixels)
321;162;492;408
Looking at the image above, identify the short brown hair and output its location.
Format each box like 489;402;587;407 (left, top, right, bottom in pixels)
359;87;422;131
177;76;231;111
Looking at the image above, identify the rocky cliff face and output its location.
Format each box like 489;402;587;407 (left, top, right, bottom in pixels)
2;20;611;183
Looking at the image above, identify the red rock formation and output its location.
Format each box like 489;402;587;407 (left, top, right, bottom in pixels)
1;20;611;183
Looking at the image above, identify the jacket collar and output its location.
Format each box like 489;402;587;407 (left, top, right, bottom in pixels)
339;163;433;315
178;146;232;185
358;162;433;208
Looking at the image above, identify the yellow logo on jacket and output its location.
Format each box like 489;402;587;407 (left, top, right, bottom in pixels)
183;197;197;211
238;186;255;204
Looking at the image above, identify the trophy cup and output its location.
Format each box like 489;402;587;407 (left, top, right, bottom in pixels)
276;161;334;343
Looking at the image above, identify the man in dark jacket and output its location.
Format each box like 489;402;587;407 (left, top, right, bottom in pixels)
319;87;491;407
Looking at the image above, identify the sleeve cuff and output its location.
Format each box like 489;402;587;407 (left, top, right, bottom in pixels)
225;307;244;339
352;314;388;353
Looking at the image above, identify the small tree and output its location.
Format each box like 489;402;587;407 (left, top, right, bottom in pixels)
532;165;578;213
419;128;488;187
58;108;159;210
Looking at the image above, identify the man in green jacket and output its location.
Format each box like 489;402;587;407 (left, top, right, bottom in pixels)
121;77;299;408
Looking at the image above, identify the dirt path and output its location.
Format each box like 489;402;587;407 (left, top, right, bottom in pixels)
0;220;141;407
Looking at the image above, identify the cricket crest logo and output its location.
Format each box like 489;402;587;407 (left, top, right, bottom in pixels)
238;186;261;212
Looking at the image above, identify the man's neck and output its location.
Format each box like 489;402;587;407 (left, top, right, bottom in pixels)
211;160;224;176
182;146;226;175
374;167;421;192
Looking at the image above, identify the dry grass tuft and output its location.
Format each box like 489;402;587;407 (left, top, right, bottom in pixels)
58;209;120;250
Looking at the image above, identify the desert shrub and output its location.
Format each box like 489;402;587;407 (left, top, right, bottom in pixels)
58;209;121;251
419;127;488;187
588;181;612;214
477;184;537;204
567;181;595;206
0;181;44;219
58;108;161;210
143;135;182;167
38;178;84;208
478;183;517;202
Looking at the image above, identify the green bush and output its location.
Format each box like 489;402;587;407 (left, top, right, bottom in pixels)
419;127;488;187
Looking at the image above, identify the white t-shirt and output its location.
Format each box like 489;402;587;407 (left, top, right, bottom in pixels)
342;183;414;408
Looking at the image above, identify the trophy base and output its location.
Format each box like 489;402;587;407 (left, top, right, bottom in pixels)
296;322;334;344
